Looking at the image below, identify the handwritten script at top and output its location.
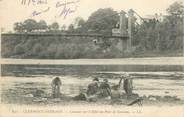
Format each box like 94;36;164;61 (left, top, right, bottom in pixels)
20;0;80;19
21;0;48;6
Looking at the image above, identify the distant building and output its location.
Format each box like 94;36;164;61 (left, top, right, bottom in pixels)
144;13;164;22
112;28;121;36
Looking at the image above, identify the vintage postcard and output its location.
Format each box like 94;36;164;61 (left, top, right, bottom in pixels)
0;0;184;117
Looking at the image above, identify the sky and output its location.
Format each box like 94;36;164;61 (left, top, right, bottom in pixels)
0;0;182;32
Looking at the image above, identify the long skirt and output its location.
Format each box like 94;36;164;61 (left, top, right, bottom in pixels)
99;88;111;98
52;85;61;98
124;79;133;95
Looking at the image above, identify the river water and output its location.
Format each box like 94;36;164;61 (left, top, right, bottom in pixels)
1;71;184;100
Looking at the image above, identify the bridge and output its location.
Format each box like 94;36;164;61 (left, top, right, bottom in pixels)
1;9;183;59
1;9;140;57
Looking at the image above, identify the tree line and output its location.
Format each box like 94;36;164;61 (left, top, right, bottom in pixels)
14;20;62;33
13;8;119;35
132;1;184;55
11;1;184;58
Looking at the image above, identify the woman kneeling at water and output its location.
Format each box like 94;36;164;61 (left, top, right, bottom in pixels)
99;79;112;98
51;77;62;98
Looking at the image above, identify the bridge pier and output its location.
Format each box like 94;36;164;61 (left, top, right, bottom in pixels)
127;9;135;52
119;11;128;53
119;9;135;54
120;11;127;37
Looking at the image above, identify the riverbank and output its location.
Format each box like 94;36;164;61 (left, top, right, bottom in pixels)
1;73;184;106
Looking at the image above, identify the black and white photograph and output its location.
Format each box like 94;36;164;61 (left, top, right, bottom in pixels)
0;0;184;116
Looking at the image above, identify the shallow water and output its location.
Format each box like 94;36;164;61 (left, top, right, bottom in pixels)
1;72;184;101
